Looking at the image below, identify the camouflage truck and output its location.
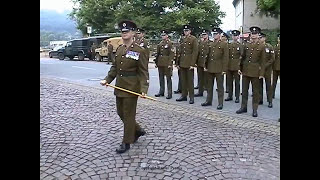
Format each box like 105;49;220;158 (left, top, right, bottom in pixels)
95;37;123;62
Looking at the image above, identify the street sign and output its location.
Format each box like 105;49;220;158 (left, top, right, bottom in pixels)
87;26;92;34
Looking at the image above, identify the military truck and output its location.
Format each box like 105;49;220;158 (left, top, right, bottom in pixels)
95;37;123;62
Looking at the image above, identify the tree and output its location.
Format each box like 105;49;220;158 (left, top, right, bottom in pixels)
69;0;225;37
256;0;280;18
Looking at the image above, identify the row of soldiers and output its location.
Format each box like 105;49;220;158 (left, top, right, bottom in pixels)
153;25;280;117
100;20;279;153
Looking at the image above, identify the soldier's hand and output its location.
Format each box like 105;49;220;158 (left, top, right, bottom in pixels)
155;65;158;68
189;66;194;70
168;65;172;69
222;72;226;75
259;76;264;79
204;68;208;72
238;70;242;75
100;80;107;86
177;66;180;70
141;92;147;99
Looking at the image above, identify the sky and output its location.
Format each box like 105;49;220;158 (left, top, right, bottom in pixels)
40;0;235;30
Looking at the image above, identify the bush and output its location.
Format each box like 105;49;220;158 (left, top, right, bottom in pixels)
262;28;280;46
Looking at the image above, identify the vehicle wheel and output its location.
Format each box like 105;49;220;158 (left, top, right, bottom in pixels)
96;53;102;61
58;53;65;60
49;53;53;58
69;56;74;60
78;52;85;60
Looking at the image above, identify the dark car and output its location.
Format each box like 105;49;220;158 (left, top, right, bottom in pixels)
49;46;65;58
57;36;109;60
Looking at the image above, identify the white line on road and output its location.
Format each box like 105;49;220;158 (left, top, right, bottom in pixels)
72;66;96;70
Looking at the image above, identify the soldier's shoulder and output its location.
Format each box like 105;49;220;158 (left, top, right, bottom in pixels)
116;44;125;50
266;43;273;48
133;43;145;51
220;40;228;45
190;35;197;40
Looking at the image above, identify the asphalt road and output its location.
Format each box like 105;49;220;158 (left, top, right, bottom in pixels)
40;58;280;121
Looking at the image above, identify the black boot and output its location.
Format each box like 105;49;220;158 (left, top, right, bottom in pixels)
194;93;203;97
189;99;194;104
194;86;199;89
217;104;223;110
268;102;273;108
236;108;247;114
166;94;172;99
134;129;146;143
176;96;187;101
252;110;258;117
201;101;212;106
225;97;233;101
235;98;239;103
259;101;263;105
174;90;181;94
155;93;164;97
116;143;130;154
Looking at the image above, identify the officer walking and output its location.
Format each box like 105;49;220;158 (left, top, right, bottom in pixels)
201;27;229;110
176;25;198;104
100;20;149;153
272;34;280;99
155;30;175;99
225;30;243;103
259;32;275;107
195;29;210;97
236;26;266;117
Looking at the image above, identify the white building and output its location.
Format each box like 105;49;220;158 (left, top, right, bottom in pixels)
233;0;280;33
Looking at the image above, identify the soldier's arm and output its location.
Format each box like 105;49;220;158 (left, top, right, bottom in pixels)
240;44;246;72
196;42;201;66
104;56;117;84
176;44;181;66
138;50;150;94
222;42;229;72
155;44;160;65
169;42;174;66
240;44;245;60
259;44;267;77
204;44;210;69
191;37;199;67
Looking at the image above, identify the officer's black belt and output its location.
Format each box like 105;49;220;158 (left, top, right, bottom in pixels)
118;71;137;76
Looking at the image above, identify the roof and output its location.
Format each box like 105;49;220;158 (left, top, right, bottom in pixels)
71;35;111;42
102;37;122;42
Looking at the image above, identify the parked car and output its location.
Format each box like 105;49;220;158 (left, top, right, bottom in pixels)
49;46;65;58
57;36;110;60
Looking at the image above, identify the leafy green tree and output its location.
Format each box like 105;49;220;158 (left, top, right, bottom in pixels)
256;0;280;17
69;0;225;36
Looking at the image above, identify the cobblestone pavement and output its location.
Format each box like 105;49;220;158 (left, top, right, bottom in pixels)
40;77;280;180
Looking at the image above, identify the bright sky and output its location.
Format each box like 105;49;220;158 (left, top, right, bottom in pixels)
40;0;235;30
216;0;235;31
40;0;74;13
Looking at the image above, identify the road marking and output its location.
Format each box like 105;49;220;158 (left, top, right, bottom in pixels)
72;66;96;70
